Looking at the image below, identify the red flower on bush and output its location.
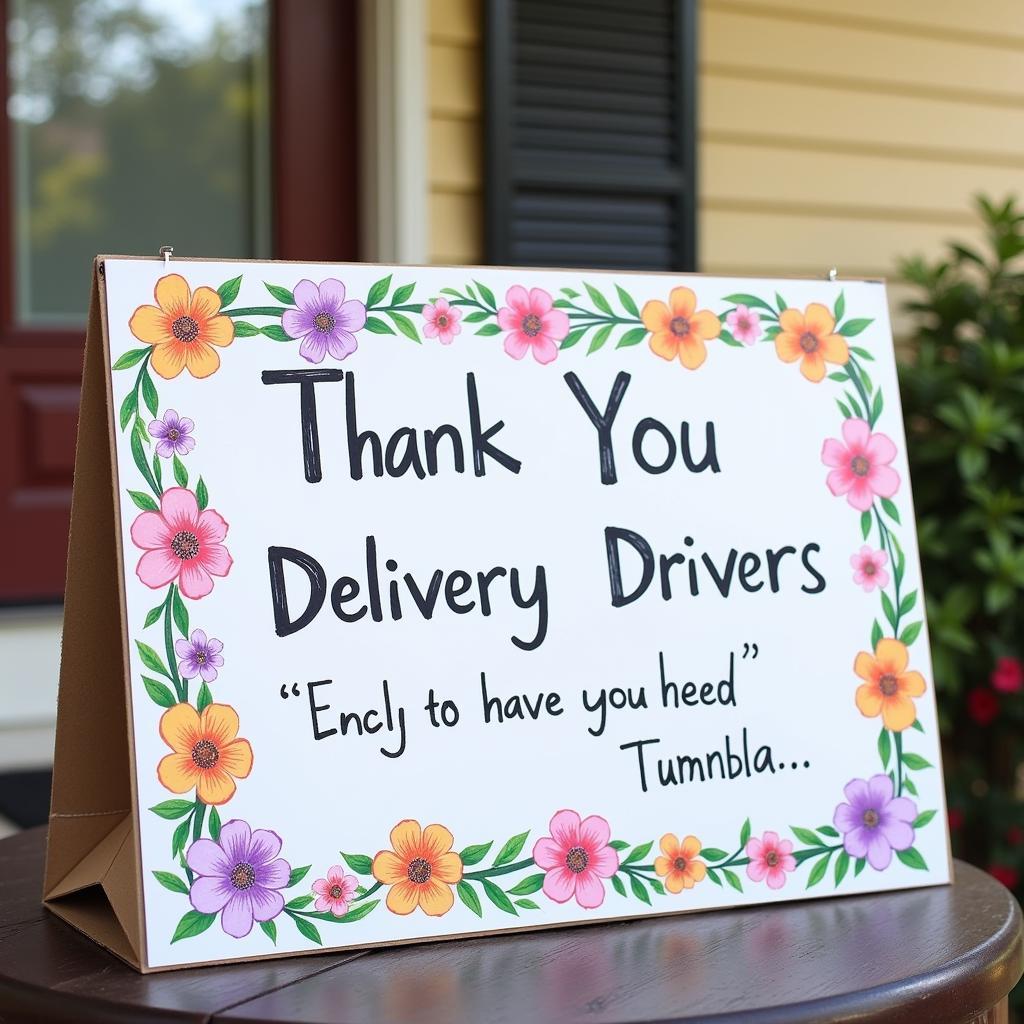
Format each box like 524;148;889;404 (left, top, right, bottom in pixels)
989;864;1019;890
991;657;1023;694
967;687;999;726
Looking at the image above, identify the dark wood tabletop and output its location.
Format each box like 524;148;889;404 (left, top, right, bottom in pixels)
0;827;1021;1023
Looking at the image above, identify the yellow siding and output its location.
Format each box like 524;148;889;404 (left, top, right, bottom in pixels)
427;0;1024;328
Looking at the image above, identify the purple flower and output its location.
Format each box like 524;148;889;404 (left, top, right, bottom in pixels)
148;409;195;459
174;629;224;682
187;819;291;938
833;774;916;870
283;278;366;364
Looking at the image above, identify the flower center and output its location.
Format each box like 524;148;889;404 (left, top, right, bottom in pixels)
436;314;449;328
799;331;819;353
230;862;255;890
862;808;880;829
329;883;344;900
171;315;200;343
864;562;876;575
407;857;432;884
314;311;336;334
670;316;690;337
673;856;688;872
167;427;180;441
850;454;871;477
191;738;219;770
565;846;589;874
878;673;899;697
738;315;751;331
522;313;542;337
765;850;779;868
196;651;207;664
171;530;199;560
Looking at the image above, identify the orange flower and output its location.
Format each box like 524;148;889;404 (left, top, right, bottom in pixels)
129;273;234;380
775;303;849;382
157;702;253;805
372;820;463;916
642;287;721;370
854;638;926;732
654;833;706;892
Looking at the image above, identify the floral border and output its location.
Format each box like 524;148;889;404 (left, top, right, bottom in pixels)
111;268;939;950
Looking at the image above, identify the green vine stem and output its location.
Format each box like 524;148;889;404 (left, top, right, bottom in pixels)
220;305;287;318
164;583;185;703
462;857;535;882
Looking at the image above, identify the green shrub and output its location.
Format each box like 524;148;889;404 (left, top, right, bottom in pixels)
899;195;1024;884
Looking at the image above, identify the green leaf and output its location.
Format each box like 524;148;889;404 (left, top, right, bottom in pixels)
208;805;221;840
366;274;392;308
171;909;216;943
474;280;497;309
900;621;923;645
153;869;189;894
457;880;482;917
560;327;586;349
629;874;651;904
649;878;665;895
260;919;277;944
722;292;776;314
623;840;653;866
136;641;170;678
195;476;209;511
871;619;883;649
172;818;190;858
113;348;150;370
391;282;416;304
834;850;850;886
463;310;490;323
172;589;189;637
143;676;176;708
284;865;310;888
880;497;901;524
860;509;872;541
870;389;883;426
775;291;787;313
141;369;159;417
839;318;872;337
834;290;845;322
904;776;919;796
791;826;824;847
740;817;752;847
134;415;151;450
291;913;322;945
722;869;743;892
616;326;648;348
854;857;866;876
901;752;933;771
818;825;840;838
611;873;627;897
507;873;544;895
615;285;640;317
913;810;937;829
828;371;849;382
850;345;873;360
836;396;852;418
196;682;212;712
706;867;722;886
561;287;580;298
217;275;242;306
699;847;728;862
389;311;420;342
896;847;928;871
609;840;630;851
144;604;163;628
336;899;379;923
261;324;291;342
493;831;530;867
286;894;315;910
806;852;831;888
365;315;395;334
584;282;613;315
150;799;195;819
172;455;188;488
514;898;540;910
233;320;259;337
587;323;613;355
475;323;502;337
898;590;918;616
878;726;892;768
119;389;138;431
911;719;925;733
264;282;295;305
341;852;373;875
459;842;493;866
152;453;162;489
881;591;898;631
481;878;518;915
719;328;743;347
129;490;159;511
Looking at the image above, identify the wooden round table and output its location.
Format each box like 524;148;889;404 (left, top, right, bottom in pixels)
1;827;1020;1023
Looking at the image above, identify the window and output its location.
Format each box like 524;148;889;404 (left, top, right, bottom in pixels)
484;0;697;271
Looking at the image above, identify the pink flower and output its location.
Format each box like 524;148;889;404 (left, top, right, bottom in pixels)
421;298;463;345
497;286;569;364
992;657;1024;694
821;418;900;512
851;545;890;592
312;864;358;916
745;830;796;890
725;304;762;345
130;486;232;599
532;809;618;909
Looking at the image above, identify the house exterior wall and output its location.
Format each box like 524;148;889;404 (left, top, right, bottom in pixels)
427;0;1024;331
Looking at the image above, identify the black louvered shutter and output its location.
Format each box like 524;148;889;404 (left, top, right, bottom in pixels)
485;0;697;271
